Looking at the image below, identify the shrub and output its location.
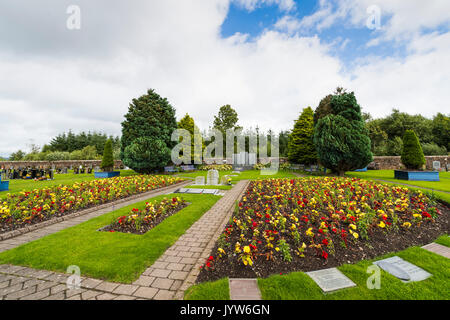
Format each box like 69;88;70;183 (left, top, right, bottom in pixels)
45;151;71;161
401;130;426;170
101;139;114;172
421;143;447;156
288;107;317;165
121;89;177;173
314;91;373;175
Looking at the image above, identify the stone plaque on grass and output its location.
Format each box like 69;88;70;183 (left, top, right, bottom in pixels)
306;268;356;293
185;188;203;194
373;256;432;283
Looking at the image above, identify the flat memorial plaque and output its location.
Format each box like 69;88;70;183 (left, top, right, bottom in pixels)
175;188;189;193
373;256;432;283
202;189;219;195
306;268;356;293
185;188;203;194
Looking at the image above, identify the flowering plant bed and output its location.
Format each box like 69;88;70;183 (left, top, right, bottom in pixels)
0;175;184;234
198;164;232;171
197;177;449;282
101;197;188;235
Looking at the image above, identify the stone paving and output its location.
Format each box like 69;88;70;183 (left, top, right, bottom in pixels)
0;181;191;253
422;242;450;259
0;180;250;300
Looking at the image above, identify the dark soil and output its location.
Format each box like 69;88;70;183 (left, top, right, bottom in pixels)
100;202;189;235
197;203;449;283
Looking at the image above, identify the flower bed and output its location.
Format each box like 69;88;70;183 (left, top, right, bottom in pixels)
198;164;232;171
197;177;449;282
101;196;188;235
0;175;184;234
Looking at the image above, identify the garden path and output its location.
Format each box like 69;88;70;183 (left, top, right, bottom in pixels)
0;180;250;300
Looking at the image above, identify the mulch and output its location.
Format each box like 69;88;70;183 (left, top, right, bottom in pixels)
197;202;449;283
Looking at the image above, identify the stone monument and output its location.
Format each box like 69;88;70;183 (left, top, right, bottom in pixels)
206;169;219;185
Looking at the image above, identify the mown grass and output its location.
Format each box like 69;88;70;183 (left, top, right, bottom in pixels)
346;170;450;193
0;169;138;198
184;235;450;300
0;193;220;283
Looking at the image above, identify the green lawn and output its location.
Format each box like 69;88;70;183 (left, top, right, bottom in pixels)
176;170;298;182
346;170;450;193
0;193;220;283
185;235;450;300
0;169;138;198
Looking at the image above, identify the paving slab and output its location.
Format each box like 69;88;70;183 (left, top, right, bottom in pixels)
229;279;262;300
306;268;357;293
422;243;450;259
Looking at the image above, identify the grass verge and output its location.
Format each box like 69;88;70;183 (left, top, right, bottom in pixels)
0;193;219;283
184;235;450;300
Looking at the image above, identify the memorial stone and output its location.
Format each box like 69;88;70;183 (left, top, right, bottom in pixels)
373;256;432;282
306;268;356;293
206;169;219;185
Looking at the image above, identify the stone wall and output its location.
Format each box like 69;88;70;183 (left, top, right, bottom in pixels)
368;156;449;171
0;160;124;170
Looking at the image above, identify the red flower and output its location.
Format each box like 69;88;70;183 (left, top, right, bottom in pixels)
322;251;328;260
322;238;329;246
208;256;214;261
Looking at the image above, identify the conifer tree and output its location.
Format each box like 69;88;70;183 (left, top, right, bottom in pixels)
288;107;317;165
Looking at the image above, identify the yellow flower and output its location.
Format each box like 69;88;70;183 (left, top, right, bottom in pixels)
349;224;357;230
275;247;280;252
378;221;386;228
352;232;359;239
306;228;314;237
243;246;251;254
402;222;412;228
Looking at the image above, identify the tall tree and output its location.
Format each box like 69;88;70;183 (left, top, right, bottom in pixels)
288;107;317;165
178;113;203;164
314;91;373;176
121;89;177;173
213;105;241;156
432;113;450;150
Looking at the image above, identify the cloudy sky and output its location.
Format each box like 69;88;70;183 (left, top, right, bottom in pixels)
1;0;449;157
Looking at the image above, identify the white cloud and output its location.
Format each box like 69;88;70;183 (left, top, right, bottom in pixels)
0;0;449;157
232;0;295;12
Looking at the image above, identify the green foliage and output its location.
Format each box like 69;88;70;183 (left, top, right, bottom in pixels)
123;137;171;174
121;89;177;173
101;140;114;171
432;113;450;150
45;151;71;161
385;136;404;156
288;107;317;165
421;143;447;156
9;150;26;161
178;113;203;164
314;91;373;175
213;105;240;133
278;130;290;158
49;130;120;155
401;130;426;170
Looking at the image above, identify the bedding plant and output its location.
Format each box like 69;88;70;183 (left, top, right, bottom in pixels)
197;177;449;282
102;196;188;235
0;175;184;233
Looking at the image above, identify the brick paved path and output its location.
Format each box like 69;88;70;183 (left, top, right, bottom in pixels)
422;242;450;259
0;180;249;300
0;181;191;254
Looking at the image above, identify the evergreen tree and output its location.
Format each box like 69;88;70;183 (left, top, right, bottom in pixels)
120;89;177;173
314;91;373;175
101;139;114;172
178;114;203;164
401;130;426;170
288;107;317;165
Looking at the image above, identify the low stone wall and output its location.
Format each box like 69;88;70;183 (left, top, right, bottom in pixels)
368;156;449;171
0;160;124;170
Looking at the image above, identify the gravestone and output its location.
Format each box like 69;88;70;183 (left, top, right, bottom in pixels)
195;176;205;185
306;268;356;293
248;153;257;165
206;169;219;186
432;161;441;171
373;256;432;283
185;188;203;194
